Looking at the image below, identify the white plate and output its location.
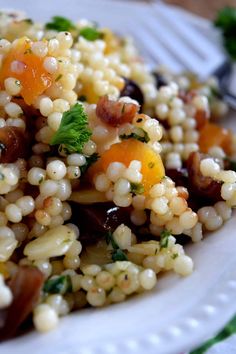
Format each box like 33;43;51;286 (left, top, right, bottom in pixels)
0;1;236;353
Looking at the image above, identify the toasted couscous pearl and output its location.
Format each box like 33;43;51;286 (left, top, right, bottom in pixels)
48;112;62;131
116;271;139;295
94;173;111;192
39;97;53;117
86;286;106;307
31;41;48;57
0;275;12;309
0;118;6;127
57;32;73;49
169;126;183;143
169;197;187;216
151;197;168;215
200;158;220;178
169;108;186;125
114;178;130;195
0;39;11;53
4;78;21;96
221;183;236;200
16;196;35;216
43;197;63;216
4;102;23;118
108;286;126;303
53;99;70;113
67;166;81;179
6;118;25;130
43;57;58;74
82;140;97;156
179;210;198;229
82;264;101;276
33;304;58;332
205;215;223;231
0;91;11;106
80;275;96;291
217;170;236;183
155;103;169;120
95;271;115;290
46;160;67;180
67;153;86;166
192;95;208;111
34;259;52;278
35;210;51;226
139;269;157;290
197;206;217;223
28;167;46;185
40;180;58;197
214;201;232;221
5;204;22;223
113;193;132;207
106;162;126;182
173;255;193;276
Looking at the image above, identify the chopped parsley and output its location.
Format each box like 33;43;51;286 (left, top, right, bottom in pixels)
148;161;155;169
120;128;150;143
105;231;128;262
43;275;72;294
160;229;171;249
15;80;21;86
112;249;128;262
50;103;92;154
80;153;100;174
24;48;32;55
78;95;87;102
214;7;236;60
55;74;63;82
79;27;103;41
45;16;76;32
130;182;144;195
225;157;236;171
0;171;4;180
171;253;178;260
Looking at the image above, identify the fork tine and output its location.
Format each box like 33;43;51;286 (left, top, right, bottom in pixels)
129;25;184;72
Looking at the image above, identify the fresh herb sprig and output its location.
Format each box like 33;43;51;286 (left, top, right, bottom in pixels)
80;153;100;174
120;128;150;143
160;229;171;249
214;7;236;60
105;231;128;262
43;275;72;294
45;16;76;32
79;27;103;41
50;103;91;154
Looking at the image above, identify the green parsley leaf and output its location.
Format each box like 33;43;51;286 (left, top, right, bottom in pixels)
120;128;150;143
112;249;128;262
43;275;72;294
105;230;119;250
45;16;76;32
79;27;103;41
130;182;144;195
214;7;236;60
80;153;100;175
55;74;63;82
50;103;92;154
171;253;178;260
160;229;171;249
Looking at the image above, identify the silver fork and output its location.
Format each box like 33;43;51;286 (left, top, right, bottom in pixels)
127;2;236;108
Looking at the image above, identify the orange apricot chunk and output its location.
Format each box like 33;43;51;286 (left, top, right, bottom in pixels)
90;139;165;195
0;37;52;105
198;122;233;155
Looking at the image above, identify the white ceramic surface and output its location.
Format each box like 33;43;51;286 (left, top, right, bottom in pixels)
0;1;236;353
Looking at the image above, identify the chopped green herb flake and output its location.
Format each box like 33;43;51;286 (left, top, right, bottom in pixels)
130;182;144;195
105;230;119;250
214;7;236;60
55;74;63;82
148;161;155;169
15;80;20;86
120;129;150;143
78;95;87;102
43;275;72;294
0;172;4;180
112;249;128;262
79;27;103;41
24;48;32;55
50;103;92;154
171;253;178;260
80;153;100;174
160;229;171;249
38;176;44;184
24;18;33;24
45;16;76;32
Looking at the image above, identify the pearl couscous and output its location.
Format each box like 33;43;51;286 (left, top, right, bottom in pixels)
0;11;235;339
